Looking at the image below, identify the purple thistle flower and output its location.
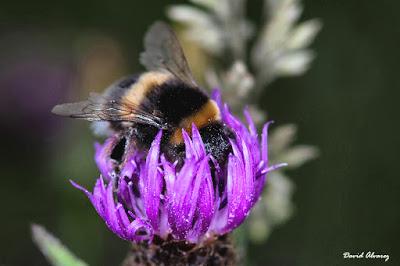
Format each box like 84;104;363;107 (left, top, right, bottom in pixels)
72;89;286;244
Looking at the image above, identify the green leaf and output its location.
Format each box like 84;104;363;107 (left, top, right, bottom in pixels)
31;224;88;266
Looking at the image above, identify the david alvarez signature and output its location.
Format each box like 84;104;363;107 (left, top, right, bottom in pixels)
343;251;389;262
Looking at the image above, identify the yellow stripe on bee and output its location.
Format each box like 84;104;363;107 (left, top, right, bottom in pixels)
122;71;172;107
170;99;221;144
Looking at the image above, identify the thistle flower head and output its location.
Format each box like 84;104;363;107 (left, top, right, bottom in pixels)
72;89;285;244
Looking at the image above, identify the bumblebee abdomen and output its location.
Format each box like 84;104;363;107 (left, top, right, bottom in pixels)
169;99;221;144
144;77;210;125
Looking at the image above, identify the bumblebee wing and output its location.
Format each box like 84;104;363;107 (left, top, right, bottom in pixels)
140;21;197;87
52;93;165;128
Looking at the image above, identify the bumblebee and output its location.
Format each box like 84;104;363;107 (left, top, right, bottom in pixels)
52;22;232;166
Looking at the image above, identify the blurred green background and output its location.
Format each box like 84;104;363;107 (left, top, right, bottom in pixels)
0;0;399;265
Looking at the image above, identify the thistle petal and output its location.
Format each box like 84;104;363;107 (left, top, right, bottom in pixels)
143;131;163;231
94;138;118;181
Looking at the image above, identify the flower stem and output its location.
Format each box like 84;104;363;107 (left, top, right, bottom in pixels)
121;234;237;266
